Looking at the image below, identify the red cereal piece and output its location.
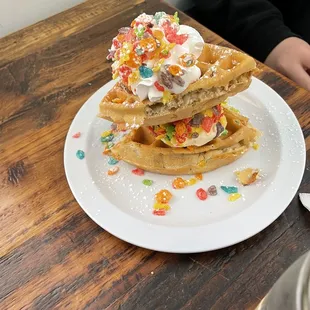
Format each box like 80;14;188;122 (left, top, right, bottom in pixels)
196;188;208;200
119;65;132;84
153;209;166;216
202;117;214;133
154;81;165;92
72;132;81;138
132;168;145;176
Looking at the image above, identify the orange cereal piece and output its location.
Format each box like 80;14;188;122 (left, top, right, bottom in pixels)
155;189;172;204
139;37;157;52
175;122;187;137
168;65;183;76
172;177;186;189
152;29;164;40
107;166;119;175
195;173;203;180
125;52;141;68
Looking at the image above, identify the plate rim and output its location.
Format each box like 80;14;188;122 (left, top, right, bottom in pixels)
64;77;306;253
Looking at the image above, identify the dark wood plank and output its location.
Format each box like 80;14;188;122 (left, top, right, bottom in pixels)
0;1;309;310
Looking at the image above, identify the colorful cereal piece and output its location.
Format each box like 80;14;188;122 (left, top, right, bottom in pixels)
221;186;238;194
186;178;197;186
207;185;217;196
110;123;117;131
172;177;187;189
202;117;213;133
235;168;260;186
101;134;114;143
153;202;170;211
173;12;180;24
106;142;114;149
168;65;183;76
72;132;81;138
221;129;228;136
196;188;208;200
142;179;153;186
108;157;119;165
154;81;165;92
132;168;145;176
107;166;119;175
76;150;85;160
228;193;242;202
152;209;166;216
179;53;196;67
139;65;153;79
252;143;259;150
155;189;172;204
162;90;173;104
195;173;203;180
101;130;112;137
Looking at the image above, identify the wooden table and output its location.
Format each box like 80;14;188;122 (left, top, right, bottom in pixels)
1;0;309;309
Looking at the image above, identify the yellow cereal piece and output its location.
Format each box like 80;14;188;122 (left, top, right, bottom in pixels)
219;115;228;128
153;59;165;72
112;72;119;80
228;193;242;202
186;178;197;186
101;130;112;137
162;90;173;104
153;202;170;211
205;109;213;118
198;160;206;167
128;70;139;85
253;143;259;150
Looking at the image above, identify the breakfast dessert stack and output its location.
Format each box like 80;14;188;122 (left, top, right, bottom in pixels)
100;12;259;175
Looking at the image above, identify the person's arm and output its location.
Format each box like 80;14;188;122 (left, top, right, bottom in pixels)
192;0;310;90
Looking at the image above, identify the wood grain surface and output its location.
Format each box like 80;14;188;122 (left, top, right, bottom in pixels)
0;0;309;309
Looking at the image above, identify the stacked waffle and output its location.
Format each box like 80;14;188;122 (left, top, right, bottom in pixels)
99;12;259;175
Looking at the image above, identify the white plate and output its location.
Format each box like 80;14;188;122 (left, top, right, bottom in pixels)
64;77;306;253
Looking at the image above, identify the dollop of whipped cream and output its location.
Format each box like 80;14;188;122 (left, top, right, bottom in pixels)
107;12;204;102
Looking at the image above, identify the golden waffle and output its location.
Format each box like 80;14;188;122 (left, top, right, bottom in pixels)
106;108;259;175
99;43;256;126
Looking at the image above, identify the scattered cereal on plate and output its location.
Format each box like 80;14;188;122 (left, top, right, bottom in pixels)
186;178;197;186
172;177;186;189
228;193;242;202
207;185;217;196
132;168;145;176
252;143;259;150
72;132;81;138
108;157;119;165
235;168;259;186
155;189;172;204
153;202;170;210
76;150;85;160
195;173;203;180
221;186;238;194
142;179;153;186
196;188;208;200
107;166;119;175
152;209;166;216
